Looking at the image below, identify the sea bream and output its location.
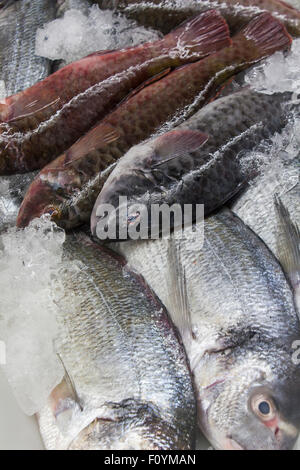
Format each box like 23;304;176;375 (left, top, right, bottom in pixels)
0;10;231;174
0;0;56;95
232;149;299;263
114;208;300;450
17;13;293;230
90;88;291;240
97;0;300;36
37;233;196;450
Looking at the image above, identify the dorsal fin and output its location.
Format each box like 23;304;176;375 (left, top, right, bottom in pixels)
274;195;300;315
166;238;194;342
119;68;171;106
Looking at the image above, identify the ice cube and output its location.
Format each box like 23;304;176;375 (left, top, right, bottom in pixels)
245;39;300;96
0;217;72;415
35;5;160;64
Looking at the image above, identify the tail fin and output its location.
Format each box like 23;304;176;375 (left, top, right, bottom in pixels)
0;102;9;122
236;12;292;58
274;195;300;313
164;9;231;60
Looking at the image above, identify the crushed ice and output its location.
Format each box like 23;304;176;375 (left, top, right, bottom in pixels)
35;5;160;64
0;217;69;416
245;39;300;96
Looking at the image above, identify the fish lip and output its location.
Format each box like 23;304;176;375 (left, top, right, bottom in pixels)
225;437;245;451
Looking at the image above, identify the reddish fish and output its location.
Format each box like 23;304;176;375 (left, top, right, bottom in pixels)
0;10;231;175
17;13;292;230
98;0;300;37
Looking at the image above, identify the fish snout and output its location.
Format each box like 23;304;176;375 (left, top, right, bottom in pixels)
16;178;61;228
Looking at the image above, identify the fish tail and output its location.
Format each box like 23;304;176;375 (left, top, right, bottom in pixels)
0;102;10;122
274;195;300;311
236;12;292;58
163;9;231;61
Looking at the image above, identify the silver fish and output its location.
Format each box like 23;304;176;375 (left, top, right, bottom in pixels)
0;0;57;95
114;209;300;450
91;89;291;239
38;233;196;450
232;150;299;265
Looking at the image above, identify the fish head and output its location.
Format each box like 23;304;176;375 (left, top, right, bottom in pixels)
197;346;300;450
91;143;158;241
16;173;78;230
56;399;189;450
91;195;152;242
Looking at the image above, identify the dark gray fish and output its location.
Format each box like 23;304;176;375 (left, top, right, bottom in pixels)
97;0;300;36
91;88;291;240
114;209;300;450
0;0;57;95
38;233;196;450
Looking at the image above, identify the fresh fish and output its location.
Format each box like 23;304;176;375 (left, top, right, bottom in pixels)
0;0;56;95
37;233;196;450
98;0;300;37
91;88;291;240
232;150;299;262
114;209;300;450
17;13;292;230
0;10;230;174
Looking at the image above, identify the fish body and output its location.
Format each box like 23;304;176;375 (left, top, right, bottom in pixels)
98;0;300;37
17;13;292;230
38;233;196;450
0;0;56;95
0;10;230;174
115;209;300;450
91;88;291;239
232;151;299;262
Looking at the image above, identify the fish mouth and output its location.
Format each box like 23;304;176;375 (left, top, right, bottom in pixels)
224;437;244;451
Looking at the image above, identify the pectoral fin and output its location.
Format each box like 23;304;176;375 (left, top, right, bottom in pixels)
151;130;209;169
64;123;120;166
49;354;83;433
7;97;61;124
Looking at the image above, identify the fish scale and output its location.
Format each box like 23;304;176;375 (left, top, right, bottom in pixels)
38;233;196;450
91;88;291;238
0;0;56;95
115;209;300;449
0;9;231;173
17;12;293;230
97;0;300;36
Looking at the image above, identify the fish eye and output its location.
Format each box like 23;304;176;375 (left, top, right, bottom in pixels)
259;401;270;415
127;211;140;225
45;205;61;219
250;393;276;422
